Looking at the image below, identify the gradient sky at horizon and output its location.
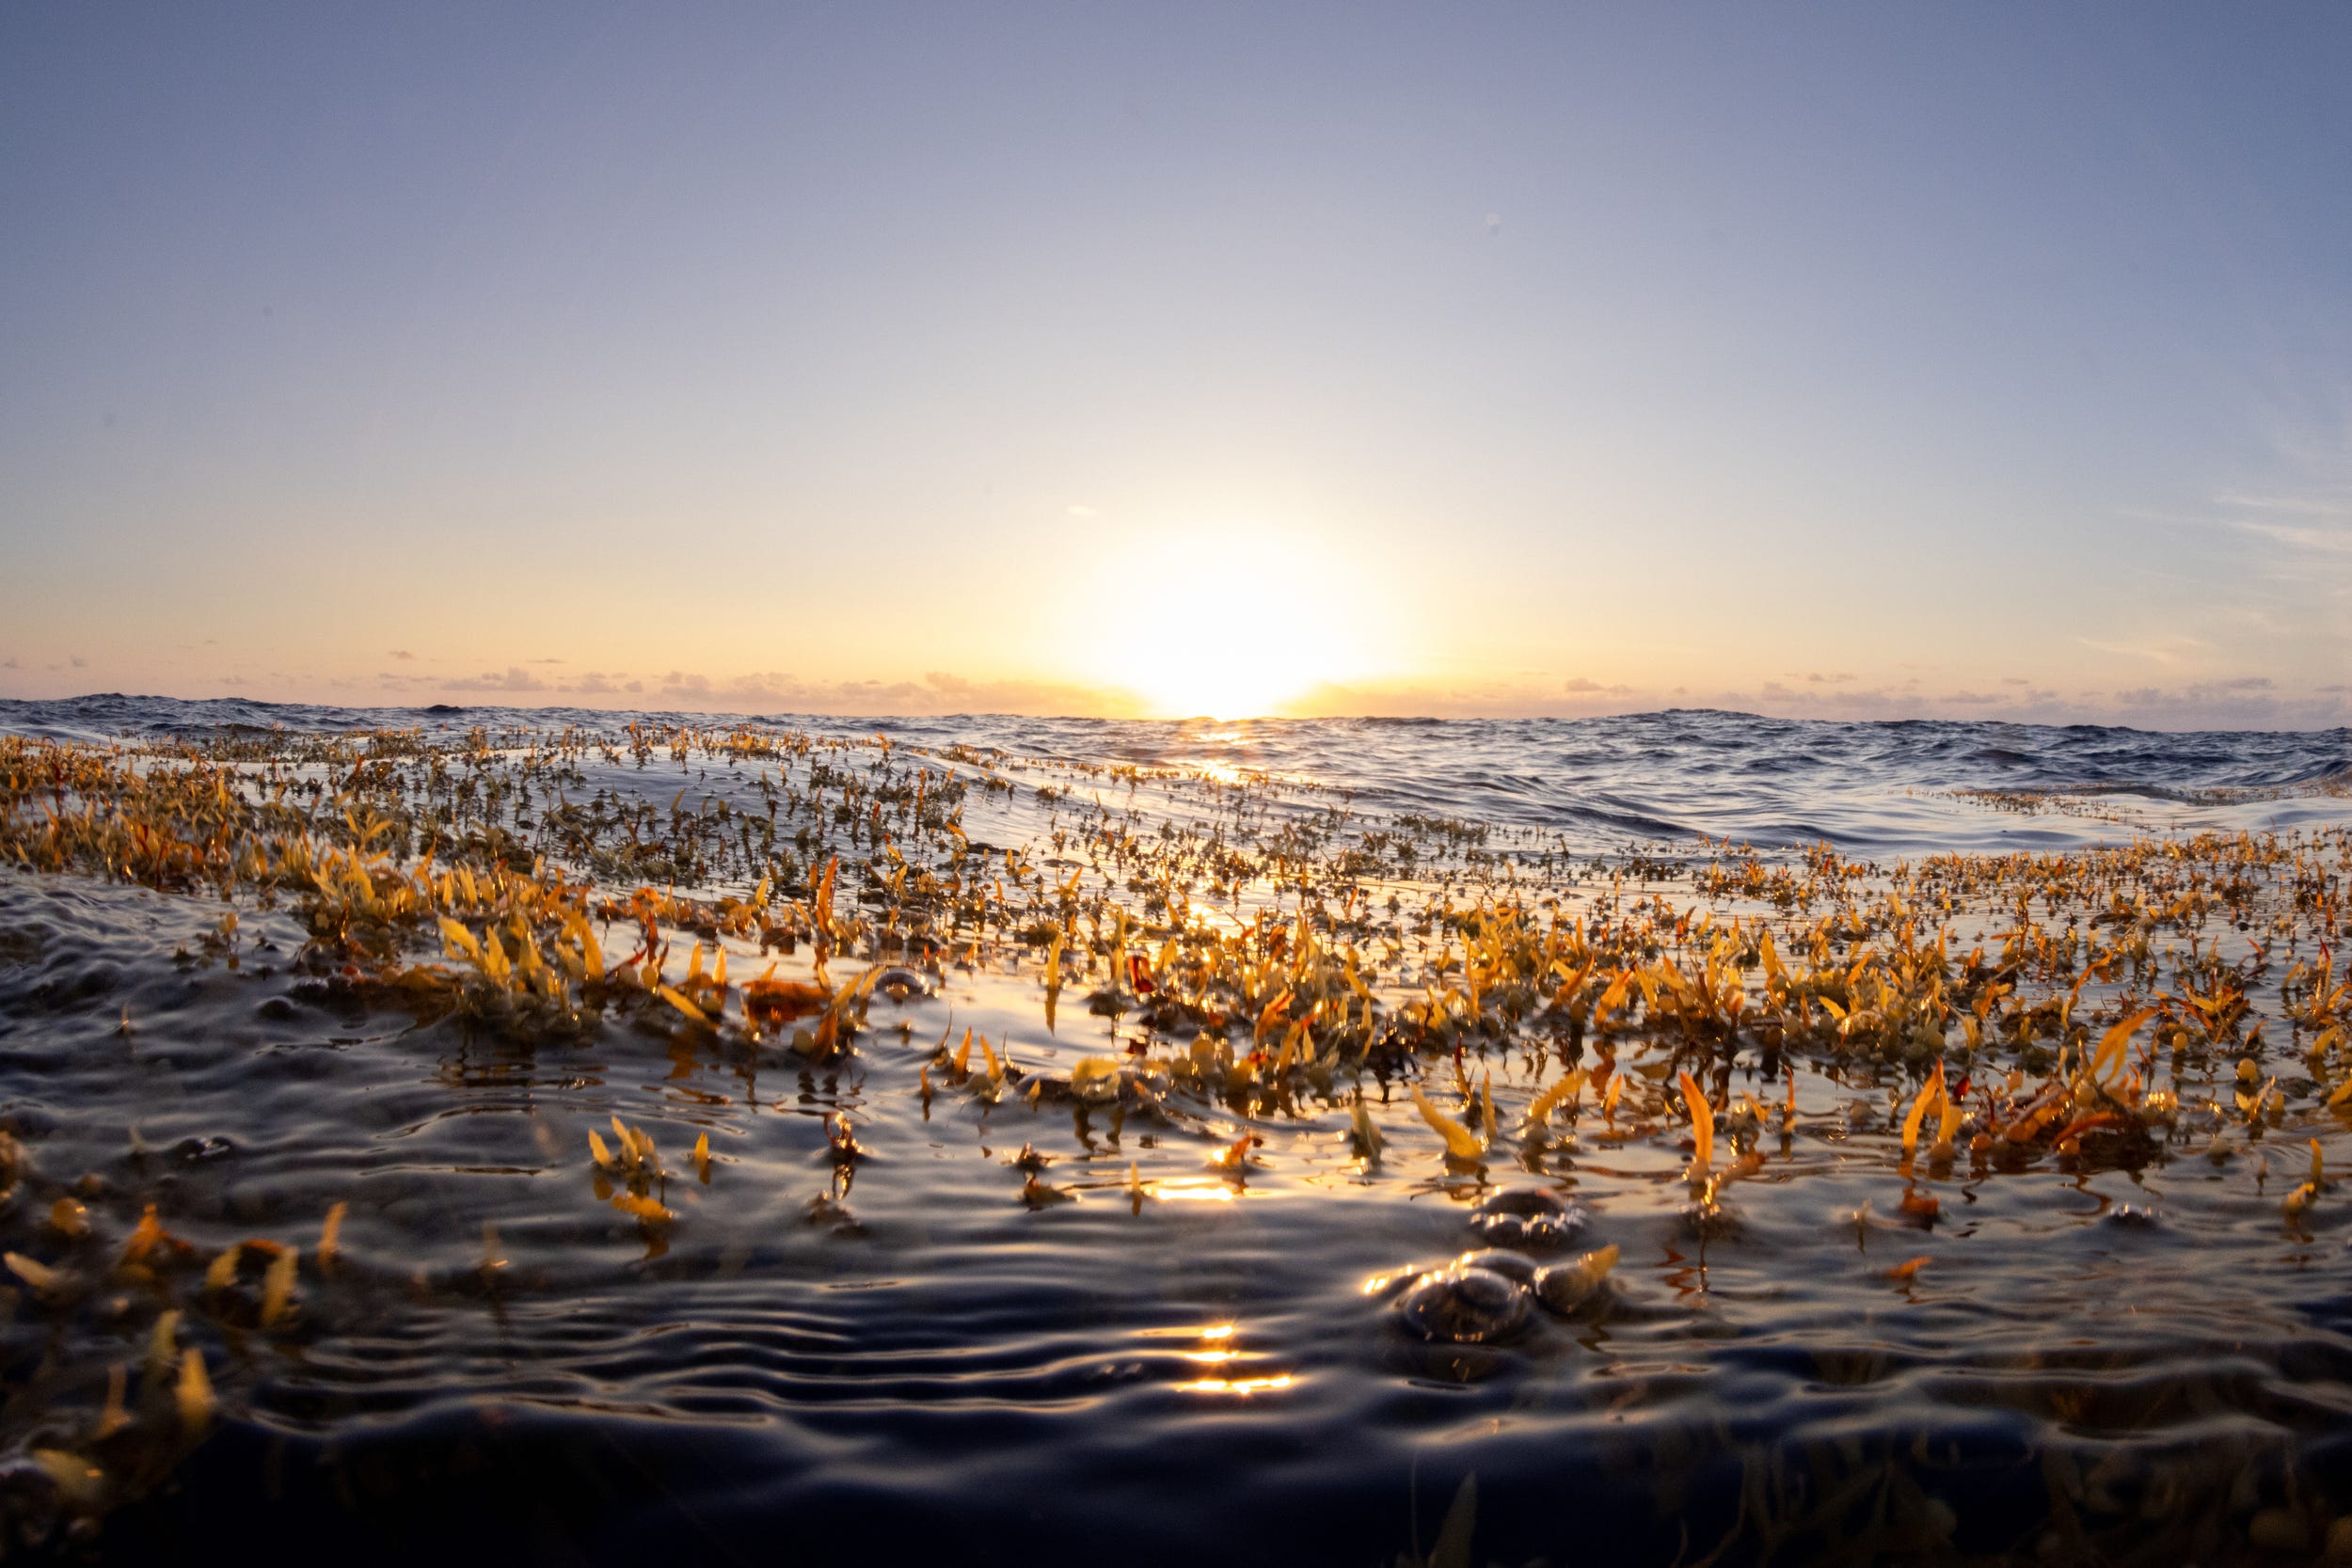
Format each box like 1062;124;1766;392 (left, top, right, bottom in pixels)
4;4;2348;727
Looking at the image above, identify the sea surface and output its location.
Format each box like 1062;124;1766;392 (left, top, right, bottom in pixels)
9;693;2349;852
0;696;2348;1566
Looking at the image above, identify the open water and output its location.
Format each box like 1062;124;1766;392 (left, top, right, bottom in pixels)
0;696;2348;1566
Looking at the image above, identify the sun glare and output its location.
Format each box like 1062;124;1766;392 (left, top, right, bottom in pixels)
1070;528;1381;719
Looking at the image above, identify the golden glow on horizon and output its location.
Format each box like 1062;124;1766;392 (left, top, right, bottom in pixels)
1064;527;1386;719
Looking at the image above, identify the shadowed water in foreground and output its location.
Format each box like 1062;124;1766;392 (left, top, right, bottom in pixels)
0;699;2347;1565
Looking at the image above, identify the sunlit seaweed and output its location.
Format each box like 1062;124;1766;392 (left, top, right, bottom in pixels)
1;721;2350;1556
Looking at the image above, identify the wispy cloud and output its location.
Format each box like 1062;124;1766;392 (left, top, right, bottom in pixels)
444;667;549;693
2075;636;2204;665
2233;519;2352;554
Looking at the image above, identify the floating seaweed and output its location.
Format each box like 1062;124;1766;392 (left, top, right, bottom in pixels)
0;718;2349;1558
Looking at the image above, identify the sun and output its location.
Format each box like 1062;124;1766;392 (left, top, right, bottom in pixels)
1064;526;1381;719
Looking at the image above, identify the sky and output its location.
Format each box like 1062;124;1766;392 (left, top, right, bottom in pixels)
3;4;2348;728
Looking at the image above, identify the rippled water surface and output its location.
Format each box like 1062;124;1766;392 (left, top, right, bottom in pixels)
0;697;2348;1565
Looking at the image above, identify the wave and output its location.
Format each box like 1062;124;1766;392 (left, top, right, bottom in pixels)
2;696;2344;856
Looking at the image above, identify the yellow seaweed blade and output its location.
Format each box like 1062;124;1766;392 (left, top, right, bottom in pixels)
1933;1093;1964;1153
120;1204;164;1267
320;1201;347;1274
5;1251;59;1294
203;1243;241;1294
1526;1069;1587;1127
589;1130;613;1169
658;984;712;1025
176;1348;214;1433
96;1364;129;1440
2091;1007;2158;1088
31;1449;105;1512
1568;1243;1621;1292
1900;1074;1938;1157
1596;968;1633;1021
437;916;482;963
1678;1070;1714;1170
148;1309;181;1379
953;1026;974;1074
613;1193;675;1226
1410;1084;1485;1160
1044;929;1064;1034
260;1246;297;1327
1350;1098;1383;1162
1479;1072;1497;1146
693;1132;711;1180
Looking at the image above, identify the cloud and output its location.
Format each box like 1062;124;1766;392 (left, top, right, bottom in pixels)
69;656;86;669
389;649;416;661
375;663;644;699
2076;636;2202;665
2233;519;2352;555
312;652;2352;731
620;669;1145;718
2215;491;2352;519
2099;681;2348;729
445;667;549;693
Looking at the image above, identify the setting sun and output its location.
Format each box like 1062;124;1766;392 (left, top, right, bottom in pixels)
1066;528;1386;719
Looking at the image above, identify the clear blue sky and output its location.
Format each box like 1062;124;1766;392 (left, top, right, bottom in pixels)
3;4;2347;724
